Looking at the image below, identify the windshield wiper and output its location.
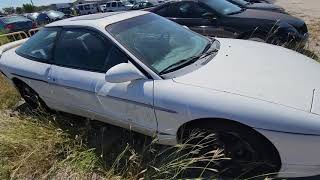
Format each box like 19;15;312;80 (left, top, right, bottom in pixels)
159;47;218;75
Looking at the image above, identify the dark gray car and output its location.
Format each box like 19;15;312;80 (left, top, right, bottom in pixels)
0;16;35;33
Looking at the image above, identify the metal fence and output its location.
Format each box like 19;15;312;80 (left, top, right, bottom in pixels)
0;28;41;46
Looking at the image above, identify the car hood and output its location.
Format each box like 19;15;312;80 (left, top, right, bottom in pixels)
247;3;282;10
229;9;304;27
173;38;320;112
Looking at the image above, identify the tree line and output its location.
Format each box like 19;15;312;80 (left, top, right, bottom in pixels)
2;4;51;15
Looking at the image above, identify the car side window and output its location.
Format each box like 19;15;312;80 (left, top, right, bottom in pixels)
54;28;128;73
112;2;117;7
16;28;59;63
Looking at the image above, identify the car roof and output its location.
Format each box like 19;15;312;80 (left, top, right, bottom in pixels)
46;11;149;29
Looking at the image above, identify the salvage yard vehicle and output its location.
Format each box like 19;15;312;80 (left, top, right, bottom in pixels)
102;1;132;12
0;16;36;33
76;3;99;15
151;0;308;47
1;11;320;178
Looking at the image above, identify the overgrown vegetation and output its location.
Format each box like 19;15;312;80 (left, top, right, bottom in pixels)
0;32;11;46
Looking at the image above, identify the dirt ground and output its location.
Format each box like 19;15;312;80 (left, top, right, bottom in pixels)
275;0;320;58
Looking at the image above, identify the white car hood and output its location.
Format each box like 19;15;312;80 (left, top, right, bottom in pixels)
174;38;320;112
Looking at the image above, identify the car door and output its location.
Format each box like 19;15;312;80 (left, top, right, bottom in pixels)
49;27;157;135
48;28;106;117
13;27;60;103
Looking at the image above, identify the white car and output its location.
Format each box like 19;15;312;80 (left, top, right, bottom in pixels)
76;3;99;15
1;11;320;178
102;1;132;12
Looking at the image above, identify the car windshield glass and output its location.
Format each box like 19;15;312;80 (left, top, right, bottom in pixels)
46;11;64;18
202;0;242;15
106;13;209;74
1;16;29;23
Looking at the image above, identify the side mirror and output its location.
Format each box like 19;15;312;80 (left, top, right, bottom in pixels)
202;12;216;20
105;63;147;83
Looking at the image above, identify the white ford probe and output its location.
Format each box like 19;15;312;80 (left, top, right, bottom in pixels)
1;11;320;178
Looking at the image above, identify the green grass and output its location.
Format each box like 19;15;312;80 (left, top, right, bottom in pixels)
0;32;11;46
0;75;20;109
0;106;225;179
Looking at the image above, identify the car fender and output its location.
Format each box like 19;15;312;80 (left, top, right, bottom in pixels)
154;79;320;139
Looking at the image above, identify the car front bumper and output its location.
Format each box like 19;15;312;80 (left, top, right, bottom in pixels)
257;128;320;178
293;32;309;48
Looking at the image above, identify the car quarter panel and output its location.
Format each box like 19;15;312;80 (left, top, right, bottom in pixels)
0;48;52;100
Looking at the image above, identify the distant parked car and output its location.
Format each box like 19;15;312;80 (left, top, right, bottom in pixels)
57;7;74;17
228;0;285;13
151;0;308;47
131;1;155;10
76;3;100;15
0;16;35;33
26;12;50;26
45;10;66;21
103;1;132;12
26;11;66;26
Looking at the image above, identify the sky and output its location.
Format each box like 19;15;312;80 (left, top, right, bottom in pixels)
0;0;74;9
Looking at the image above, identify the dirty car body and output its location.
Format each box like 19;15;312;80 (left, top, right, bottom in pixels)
1;11;320;178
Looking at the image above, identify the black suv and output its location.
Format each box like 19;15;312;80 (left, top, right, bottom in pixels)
151;0;308;47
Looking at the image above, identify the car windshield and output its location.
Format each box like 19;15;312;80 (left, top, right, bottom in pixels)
46;11;64;18
106;13;210;74
0;16;29;23
202;0;242;15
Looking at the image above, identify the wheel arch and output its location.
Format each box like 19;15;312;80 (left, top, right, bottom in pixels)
11;77;27;88
176;117;282;167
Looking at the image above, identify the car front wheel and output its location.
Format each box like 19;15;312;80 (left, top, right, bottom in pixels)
179;122;281;178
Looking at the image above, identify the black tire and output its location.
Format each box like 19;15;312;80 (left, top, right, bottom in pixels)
179;122;281;179
16;82;49;111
